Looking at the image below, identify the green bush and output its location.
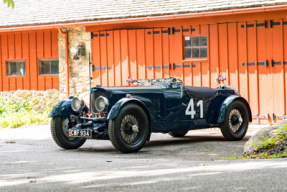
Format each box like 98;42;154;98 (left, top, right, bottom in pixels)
0;98;51;128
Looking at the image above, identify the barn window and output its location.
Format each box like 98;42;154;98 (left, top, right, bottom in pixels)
6;61;26;76
184;36;207;59
39;60;59;75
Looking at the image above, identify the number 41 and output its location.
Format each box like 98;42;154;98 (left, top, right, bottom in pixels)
185;99;203;119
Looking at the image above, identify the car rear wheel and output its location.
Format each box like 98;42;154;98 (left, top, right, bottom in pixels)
168;131;188;137
220;100;249;141
51;116;86;149
108;103;149;153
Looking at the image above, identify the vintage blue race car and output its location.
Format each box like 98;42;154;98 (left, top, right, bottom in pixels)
49;77;252;153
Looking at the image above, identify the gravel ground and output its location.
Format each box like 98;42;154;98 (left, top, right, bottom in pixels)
1;124;286;192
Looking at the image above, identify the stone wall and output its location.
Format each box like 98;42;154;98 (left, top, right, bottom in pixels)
0;89;60;113
58;26;91;105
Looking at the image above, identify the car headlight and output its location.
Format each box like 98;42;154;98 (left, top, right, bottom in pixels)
71;97;85;112
95;96;109;111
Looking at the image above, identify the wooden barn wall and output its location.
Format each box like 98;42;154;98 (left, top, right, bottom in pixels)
0;30;59;91
91;17;287;124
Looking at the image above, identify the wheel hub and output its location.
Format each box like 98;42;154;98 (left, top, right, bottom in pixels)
120;114;140;144
229;109;243;132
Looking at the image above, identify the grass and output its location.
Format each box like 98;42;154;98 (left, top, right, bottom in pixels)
0;97;51;128
223;123;287;160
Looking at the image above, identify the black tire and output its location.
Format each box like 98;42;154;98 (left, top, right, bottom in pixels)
216;84;240;96
168;131;188;137
220;100;249;141
51;116;86;149
108;103;149;153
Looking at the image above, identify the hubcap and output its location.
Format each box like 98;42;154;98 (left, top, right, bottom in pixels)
120;114;140;145
229;109;243;132
62;118;76;140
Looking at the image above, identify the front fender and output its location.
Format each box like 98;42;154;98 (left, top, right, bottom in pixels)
107;98;151;120
48;99;89;118
216;95;252;124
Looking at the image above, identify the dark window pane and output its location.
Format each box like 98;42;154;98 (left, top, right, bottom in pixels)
192;48;199;58
200;48;207;58
8;62;17;76
18;62;25;75
40;61;50;74
51;60;59;74
200;36;207;46
185;37;191;47
185;48;191;58
192;36;199;46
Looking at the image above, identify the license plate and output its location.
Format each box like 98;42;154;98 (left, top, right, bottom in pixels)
69;129;92;138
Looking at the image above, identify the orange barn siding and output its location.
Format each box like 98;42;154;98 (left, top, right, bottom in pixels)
0;30;59;91
91;17;287;124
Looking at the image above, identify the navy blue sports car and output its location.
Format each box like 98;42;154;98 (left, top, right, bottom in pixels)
49;77;252;153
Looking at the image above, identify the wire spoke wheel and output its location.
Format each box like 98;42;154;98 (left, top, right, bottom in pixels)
220;100;249;141
228;109;243;133
108;104;149;153
120;114;141;145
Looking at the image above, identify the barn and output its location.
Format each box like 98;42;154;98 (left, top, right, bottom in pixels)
1;0;287;124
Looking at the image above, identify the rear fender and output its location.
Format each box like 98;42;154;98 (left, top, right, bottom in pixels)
107;98;152;141
48;99;89;119
216;95;252;124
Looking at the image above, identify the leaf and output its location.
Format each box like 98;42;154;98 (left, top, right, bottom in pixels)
11;0;14;8
7;0;10;7
4;0;8;4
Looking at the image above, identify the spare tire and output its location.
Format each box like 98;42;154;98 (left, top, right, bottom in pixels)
215;84;240;96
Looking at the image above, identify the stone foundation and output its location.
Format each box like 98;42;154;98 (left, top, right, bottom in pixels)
0;89;60;113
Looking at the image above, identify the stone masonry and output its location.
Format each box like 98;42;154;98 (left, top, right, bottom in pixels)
58;26;91;105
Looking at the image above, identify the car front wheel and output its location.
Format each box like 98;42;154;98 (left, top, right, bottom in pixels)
51;116;86;149
108;103;149;153
220;100;249;141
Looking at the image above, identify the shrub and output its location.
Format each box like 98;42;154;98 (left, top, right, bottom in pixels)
0;98;51;128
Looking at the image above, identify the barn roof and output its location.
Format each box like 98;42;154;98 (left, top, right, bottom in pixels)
1;0;287;27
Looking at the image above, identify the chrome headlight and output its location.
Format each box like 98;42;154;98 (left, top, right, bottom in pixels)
95;96;109;111
71;97;85;112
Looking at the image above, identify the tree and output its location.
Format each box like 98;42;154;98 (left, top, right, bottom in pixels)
3;0;15;8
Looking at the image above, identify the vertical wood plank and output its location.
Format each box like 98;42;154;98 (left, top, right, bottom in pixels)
16;78;23;90
247;21;258;116
128;30;137;80
100;32;108;86
15;33;22;59
8;33;15;60
238;22;248;100
29;32;38;90
51;30;58;58
22;32;30;90
53;76;59;90
121;30;129;85
91;32;101;86
107;30;115;86
201;24;210;87
38;77;45;90
45;77;52;90
162;27;170;79
114;30;121;86
44;30;51;58
227;23;239;90
153;28;162;79
209;24;219;88
218;24;228;85
2;34;9;91
145;29;154;79
37;31;44;58
284;18;287;117
136;29;146;80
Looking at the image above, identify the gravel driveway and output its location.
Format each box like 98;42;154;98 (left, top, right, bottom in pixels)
1;124;286;191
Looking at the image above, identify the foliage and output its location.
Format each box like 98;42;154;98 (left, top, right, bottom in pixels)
3;0;15;8
0;98;50;128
